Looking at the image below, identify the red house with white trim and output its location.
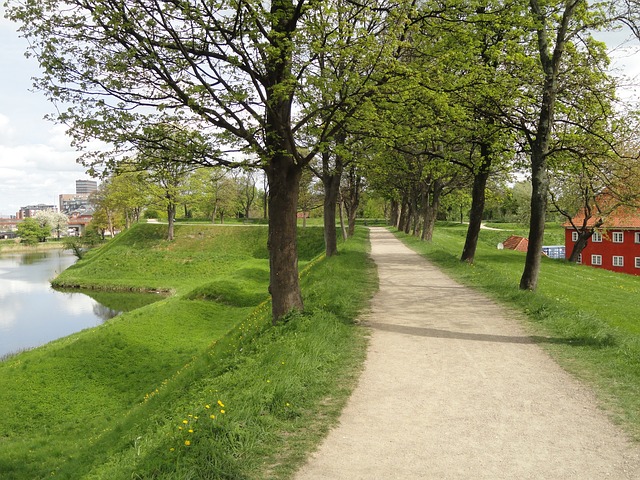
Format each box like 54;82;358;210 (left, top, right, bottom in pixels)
564;206;640;276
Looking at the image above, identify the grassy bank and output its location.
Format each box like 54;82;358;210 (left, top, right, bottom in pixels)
0;241;64;253
394;222;640;440
0;224;376;479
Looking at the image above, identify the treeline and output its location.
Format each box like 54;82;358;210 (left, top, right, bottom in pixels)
8;0;640;320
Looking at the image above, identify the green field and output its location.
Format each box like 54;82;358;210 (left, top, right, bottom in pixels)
395;222;640;440
3;220;639;479
0;224;376;479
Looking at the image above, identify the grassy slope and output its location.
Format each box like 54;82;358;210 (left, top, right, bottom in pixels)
0;224;375;479
395;222;640;440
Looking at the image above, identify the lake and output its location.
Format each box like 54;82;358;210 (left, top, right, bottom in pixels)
0;248;160;359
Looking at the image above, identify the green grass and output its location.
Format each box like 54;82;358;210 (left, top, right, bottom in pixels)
0;224;376;479
52;224;324;294
394;222;640;440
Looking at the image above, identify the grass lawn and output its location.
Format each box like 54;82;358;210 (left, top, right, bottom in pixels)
0;224;376;479
394;222;640;441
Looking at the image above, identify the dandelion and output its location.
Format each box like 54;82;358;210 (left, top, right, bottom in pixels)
217;400;225;408
220;409;225;414
185;440;191;446
182;420;188;424
188;429;194;433
205;404;211;409
210;414;216;420
170;447;175;452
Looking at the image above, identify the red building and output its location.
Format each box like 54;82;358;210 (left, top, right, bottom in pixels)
564;206;640;276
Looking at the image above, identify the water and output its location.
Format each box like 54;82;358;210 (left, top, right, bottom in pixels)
0;248;158;358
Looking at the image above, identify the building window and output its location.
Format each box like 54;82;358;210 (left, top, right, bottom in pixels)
592;232;603;242
571;231;578;242
577;254;582;264
592;254;602;265
613;231;624;243
635;232;640;244
613;256;624;267
635;257;640;269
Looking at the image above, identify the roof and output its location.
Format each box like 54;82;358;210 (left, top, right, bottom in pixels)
502;235;529;252
564;204;640;230
562;189;640;229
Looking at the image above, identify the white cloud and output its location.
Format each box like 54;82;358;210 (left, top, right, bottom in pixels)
0;113;15;142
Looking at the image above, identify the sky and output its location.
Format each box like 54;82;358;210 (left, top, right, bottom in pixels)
1;11;640;218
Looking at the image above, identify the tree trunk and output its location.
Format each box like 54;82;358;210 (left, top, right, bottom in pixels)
323;172;341;257
521;0;576;290
398;194;409;231
567;218;603;262
389;198;399;227
265;155;304;322
461;151;491;263
321;143;344;257
520;158;548;289
263;175;269;220
339;197;348;240
410;186;420;236
568;230;592;262
342;165;361;237
167;202;176;241
421;180;442;242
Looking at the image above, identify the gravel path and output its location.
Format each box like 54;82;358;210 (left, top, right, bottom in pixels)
295;227;640;480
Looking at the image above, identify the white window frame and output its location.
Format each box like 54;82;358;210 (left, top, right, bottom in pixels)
613;256;624;267
613;231;624;243
635;232;640;244
592;232;603;242
571;231;579;242
635;257;640;269
591;254;602;266
577;254;582;264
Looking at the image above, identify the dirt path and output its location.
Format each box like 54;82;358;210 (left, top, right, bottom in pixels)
295;227;640;479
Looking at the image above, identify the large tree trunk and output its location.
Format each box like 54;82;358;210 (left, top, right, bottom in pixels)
321;150;343;257
167;202;176;241
521;0;576;290
265;154;304;322
461;150;491;263
520;157;548;289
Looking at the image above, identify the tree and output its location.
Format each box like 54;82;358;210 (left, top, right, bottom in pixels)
7;0;409;321
17;217;49;245
91;173;150;236
34;210;69;240
518;0;612;290
235;170;259;221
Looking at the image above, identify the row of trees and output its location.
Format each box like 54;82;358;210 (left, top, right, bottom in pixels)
8;0;640;321
16;211;69;245
90;167;263;240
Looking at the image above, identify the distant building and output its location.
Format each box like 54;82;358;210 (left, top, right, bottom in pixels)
59;193;94;216
499;235;564;259
565;204;640;276
500;235;529;252
17;204;57;219
76;179;98;195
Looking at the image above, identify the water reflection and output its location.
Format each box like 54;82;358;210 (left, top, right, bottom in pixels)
0;249;162;358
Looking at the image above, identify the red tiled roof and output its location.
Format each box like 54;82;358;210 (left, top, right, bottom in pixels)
564;205;640;229
502;235;529;252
